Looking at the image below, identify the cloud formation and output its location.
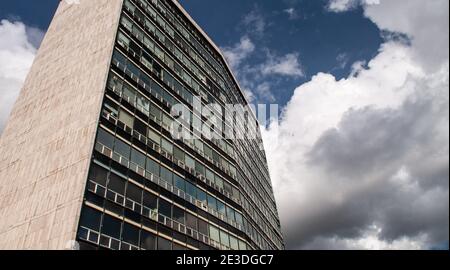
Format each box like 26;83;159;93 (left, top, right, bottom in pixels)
263;0;449;249
0;20;39;134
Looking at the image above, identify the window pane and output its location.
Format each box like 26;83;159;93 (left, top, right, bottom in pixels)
185;181;196;198
174;175;185;192
186;213;197;230
172;206;185;224
207;195;217;211
198;219;208;235
185;154;195;169
97;128;114;149
122;223;139;246
220;230;230;247
108;173;126;194
114;139;130;158
143;191;158;211
126;182;142;203
141;231;156;250
101;215;122;239
160;166;173;184
157;237;172;250
88;164;108;186
119;109;134;127
229;235;239;250
146;158;159;176
174;146;184;161
209;226;220;242
158;199;171;217
131;149;146;168
197;189;207;205
79;207;102;231
147;129;160;145
226;206;235;222
161;138;173;154
217;200;226;215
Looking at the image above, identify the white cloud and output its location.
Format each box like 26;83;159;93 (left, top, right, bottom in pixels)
222;36;255;73
284;8;299;20
0;20;38;134
222;36;304;102
260;52;304;78
327;0;380;13
264;0;449;249
364;0;449;72
243;8;266;37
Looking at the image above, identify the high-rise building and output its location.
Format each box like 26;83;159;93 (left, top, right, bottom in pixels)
0;0;284;250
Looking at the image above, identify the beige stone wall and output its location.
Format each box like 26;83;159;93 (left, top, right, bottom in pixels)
0;0;123;249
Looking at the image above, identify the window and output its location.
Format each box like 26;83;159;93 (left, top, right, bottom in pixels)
186;213;197;230
157;237;172;250
197;189;207;205
97;128;114;149
108;173;126;195
229;236;239;250
174;146;184;161
146;158;159;176
209;226;220;243
198;219;208;236
174;175;185;192
215;176;224;190
143;36;154;52
119;109;134;128
79;207;101;231
143;191;158;211
226;206;235;222
117;32;130;49
185;181;196;199
147;128;160;145
122;223;139;246
185;154;195;169
133;119;147;135
235;212;243;225
223;181;233;195
217;200;226;216
195;161;205;175
207;195;217;211
172;206;185;224
114;138;130;158
101;215;122;239
205;169;214;183
89;164;108;186
160;166;173;184
239;240;247;250
150;105;162;122
158;199;171;217
154;45;165;61
204;144;213;159
141;231;156;250
161;138;173;154
131;149;146;168
126;182;142;203
136;94;150;115
162;114;172;130
220;230;230;247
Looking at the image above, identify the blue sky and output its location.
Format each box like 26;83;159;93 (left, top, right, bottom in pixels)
0;0;383;106
0;0;448;250
179;0;382;106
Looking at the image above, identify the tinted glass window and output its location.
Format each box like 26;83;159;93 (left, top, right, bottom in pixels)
79;207;102;231
122;223;139;246
101;215;122;239
141;231;156;250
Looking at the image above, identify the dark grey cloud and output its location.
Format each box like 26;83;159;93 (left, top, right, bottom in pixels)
286;86;449;249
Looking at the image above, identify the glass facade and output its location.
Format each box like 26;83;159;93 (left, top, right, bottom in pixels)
76;0;284;250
